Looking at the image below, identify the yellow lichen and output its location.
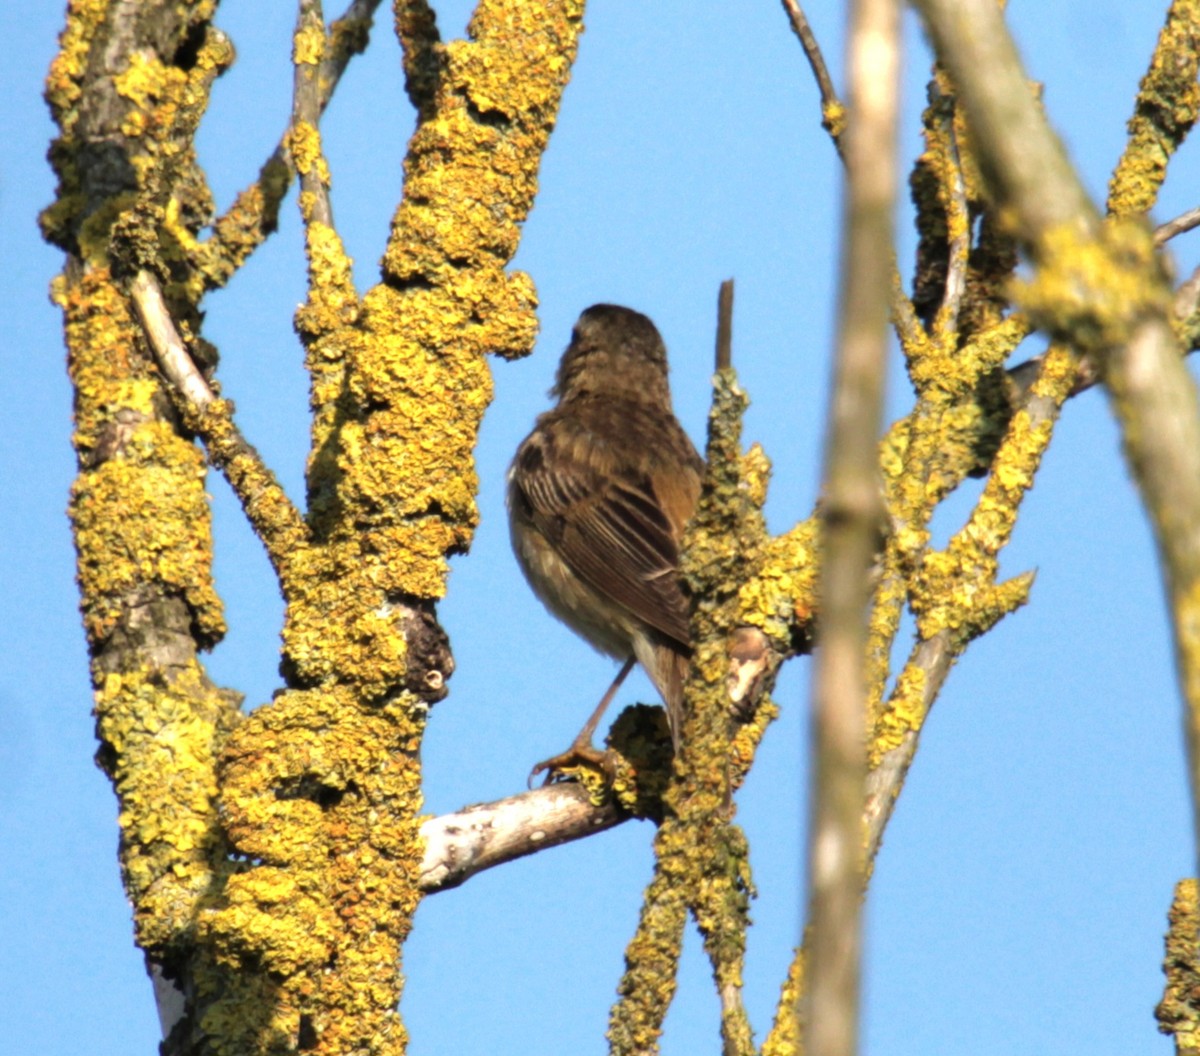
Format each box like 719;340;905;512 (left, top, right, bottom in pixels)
95;661;241;951
52;2;590;1052
288;121;324;178
293;19;326;67
1156;877;1200;1050
1014;218;1170;352
1108;0;1200;218
205;686;424;1053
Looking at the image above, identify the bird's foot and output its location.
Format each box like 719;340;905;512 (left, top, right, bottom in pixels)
528;740;619;788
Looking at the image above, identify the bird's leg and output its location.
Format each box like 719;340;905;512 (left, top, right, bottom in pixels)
529;656;636;785
571;654;636;748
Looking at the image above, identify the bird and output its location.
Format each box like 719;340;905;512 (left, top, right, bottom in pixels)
507;304;704;778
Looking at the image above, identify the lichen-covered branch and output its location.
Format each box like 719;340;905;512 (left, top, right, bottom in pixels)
196;0;386;290
915;0;1200;869
394;0;443;119
1108;0;1200;219
48;0;587;1053
198;2;586;1052
43;3;246;1044
1157;878;1200;1055
130;269;310;585
761;10;1124;1049
607;288;811;1055
778;0;927;361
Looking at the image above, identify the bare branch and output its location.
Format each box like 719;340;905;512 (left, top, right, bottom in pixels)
417;784;626;893
931;85;970;340
805;1;900;1054
130;271;215;408
781;0;844;151
1157;205;1200;246
778;0;924;359
715;278;734;370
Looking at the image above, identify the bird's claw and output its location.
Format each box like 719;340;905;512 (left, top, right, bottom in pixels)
527;742;618;789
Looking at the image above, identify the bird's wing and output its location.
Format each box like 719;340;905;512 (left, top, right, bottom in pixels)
511;421;695;649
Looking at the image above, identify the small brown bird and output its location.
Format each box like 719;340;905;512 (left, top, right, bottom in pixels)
507;305;704;775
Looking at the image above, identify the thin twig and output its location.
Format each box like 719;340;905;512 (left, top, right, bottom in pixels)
932;84;971;340
779;0;923;356
1175;263;1200;331
781;0;844;152
804;1;901;1055
716;279;734;371
200;0;384;285
324;0;385;87
131;271;215;408
132;269;308;578
293;0;335;230
1156;205;1200;246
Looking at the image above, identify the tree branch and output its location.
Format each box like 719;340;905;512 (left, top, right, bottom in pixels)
199;0;385;289
131;269;309;580
130;271;216;408
778;0;925;358
417;784;626;892
1156;878;1200;1053
781;0;844;150
804;2;900;1055
914;0;1200;874
1156;205;1200;246
292;0;336;231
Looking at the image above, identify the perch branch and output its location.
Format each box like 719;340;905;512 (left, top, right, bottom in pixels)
417;784;626;892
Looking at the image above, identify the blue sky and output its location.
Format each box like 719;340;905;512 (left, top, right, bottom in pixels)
2;2;1197;1053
